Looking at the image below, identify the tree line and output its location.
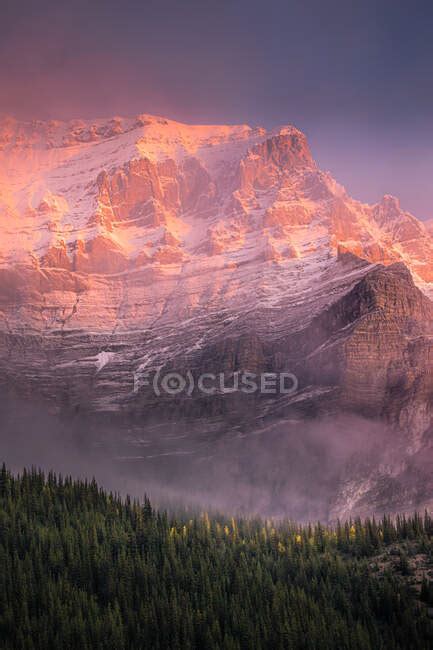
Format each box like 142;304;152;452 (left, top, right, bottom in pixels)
0;465;432;649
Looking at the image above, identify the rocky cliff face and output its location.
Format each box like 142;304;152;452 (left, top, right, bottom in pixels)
0;113;432;519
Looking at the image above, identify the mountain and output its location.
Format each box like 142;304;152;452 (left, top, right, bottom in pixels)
0;113;432;519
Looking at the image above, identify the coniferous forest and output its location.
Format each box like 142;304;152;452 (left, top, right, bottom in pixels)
0;466;432;649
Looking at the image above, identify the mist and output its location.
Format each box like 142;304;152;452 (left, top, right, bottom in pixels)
1;393;425;523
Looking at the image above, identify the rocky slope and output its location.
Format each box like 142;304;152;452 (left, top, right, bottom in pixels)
0;113;432;519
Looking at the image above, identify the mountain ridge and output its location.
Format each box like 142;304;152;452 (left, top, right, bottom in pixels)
0;113;432;292
0;112;432;519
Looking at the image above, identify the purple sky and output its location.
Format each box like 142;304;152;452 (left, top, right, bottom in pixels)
2;0;433;218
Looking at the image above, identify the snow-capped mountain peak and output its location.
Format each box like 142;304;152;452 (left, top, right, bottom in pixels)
1;113;432;302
